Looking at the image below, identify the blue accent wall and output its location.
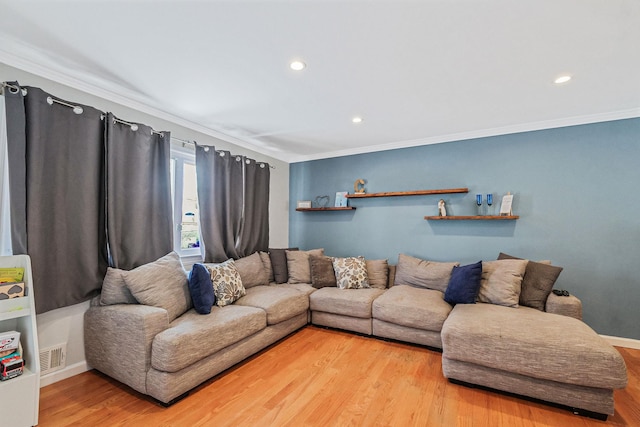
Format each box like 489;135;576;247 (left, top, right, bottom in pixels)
289;118;640;340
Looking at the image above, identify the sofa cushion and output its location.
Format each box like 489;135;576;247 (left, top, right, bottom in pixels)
259;251;274;283
498;252;563;311
373;285;453;332
478;259;528;307
188;264;216;314
310;287;385;318
234;252;269;288
122;251;191;322
333;256;370;289
151;305;266;373
274;282;317;296
309;255;337;288
287;248;324;284
100;267;138;305
366;259;389;289
206;259;246;307
269;247;298;284
441;303;628;390
395;254;459;293
444;261;483;305
235;285;310;325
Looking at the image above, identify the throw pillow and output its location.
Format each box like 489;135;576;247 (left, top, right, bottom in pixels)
444;261;483;305
366;259;389;289
478;259;528;308
259;251;274;283
394;253;459;293
333;256;370;289
122;251;191;322
100;267;138;305
234;252;269;288
286;248;325;284
188;264;215;314
207;259;246;307
309;255;337;288
269;247;299;284
498;252;563;311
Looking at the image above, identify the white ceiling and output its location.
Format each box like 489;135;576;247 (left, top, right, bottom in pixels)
1;1;639;163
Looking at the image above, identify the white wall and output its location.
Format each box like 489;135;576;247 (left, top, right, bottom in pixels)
0;63;290;385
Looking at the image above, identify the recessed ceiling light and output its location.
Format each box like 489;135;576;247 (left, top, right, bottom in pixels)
352;116;363;124
290;60;306;71
554;75;572;84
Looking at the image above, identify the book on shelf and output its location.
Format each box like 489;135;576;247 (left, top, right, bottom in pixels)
335;192;349;207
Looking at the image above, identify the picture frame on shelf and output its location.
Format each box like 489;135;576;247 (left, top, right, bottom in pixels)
296;201;312;209
335;192;348;207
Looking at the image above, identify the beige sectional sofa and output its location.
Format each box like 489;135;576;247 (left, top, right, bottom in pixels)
84;250;628;420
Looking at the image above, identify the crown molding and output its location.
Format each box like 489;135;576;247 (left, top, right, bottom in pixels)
288;108;640;163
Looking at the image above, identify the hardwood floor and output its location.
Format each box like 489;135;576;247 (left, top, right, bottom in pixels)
39;326;640;426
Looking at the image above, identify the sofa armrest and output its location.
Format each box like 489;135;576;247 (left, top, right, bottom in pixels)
545;293;582;321
84;304;170;394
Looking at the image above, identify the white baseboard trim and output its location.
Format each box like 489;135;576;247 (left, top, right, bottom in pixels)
39;361;90;388
601;335;640;350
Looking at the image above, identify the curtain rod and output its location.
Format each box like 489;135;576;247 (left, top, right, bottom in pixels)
171;138;275;169
111;117;165;136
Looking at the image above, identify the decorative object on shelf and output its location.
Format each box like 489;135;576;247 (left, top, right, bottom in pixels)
353;179;366;194
438;199;447;217
500;192;514;216
335;192;349;207
296;201;312;209
486;193;493;216
314;195;330;208
476;194;483;216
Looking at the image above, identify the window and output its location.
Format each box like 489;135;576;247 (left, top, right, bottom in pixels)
170;146;200;257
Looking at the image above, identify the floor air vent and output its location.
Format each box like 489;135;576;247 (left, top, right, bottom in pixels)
39;343;67;375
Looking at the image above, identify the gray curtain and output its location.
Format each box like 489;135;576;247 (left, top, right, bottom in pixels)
105;113;173;270
4;85;108;313
237;157;270;255
195;145;269;262
3;82;27;254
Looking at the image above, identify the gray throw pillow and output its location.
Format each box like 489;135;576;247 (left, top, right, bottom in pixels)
259;251;274;283
122;252;191;322
478;259;528;308
366;259;389;289
269;247;299;284
498;253;563;311
395;254;459;293
234;252;269;288
309;255;337;288
100;267;138;305
287;248;325;284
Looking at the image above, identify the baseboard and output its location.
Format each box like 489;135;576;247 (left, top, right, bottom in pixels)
39;361;90;388
601;335;640;350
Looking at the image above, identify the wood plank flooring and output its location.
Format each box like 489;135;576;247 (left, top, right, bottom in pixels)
39;326;640;426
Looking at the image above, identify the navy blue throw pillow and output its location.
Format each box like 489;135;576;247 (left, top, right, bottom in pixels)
444;261;483;305
188;264;215;314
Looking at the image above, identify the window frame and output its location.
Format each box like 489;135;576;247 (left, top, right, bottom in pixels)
170;145;201;258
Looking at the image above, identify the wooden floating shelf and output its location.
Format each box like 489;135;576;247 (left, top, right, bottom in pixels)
296;207;356;212
424;215;519;221
346;188;469;198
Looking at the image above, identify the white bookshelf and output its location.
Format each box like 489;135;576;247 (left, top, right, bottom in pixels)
0;255;40;426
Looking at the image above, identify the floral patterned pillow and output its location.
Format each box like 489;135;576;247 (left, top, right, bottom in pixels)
332;256;370;290
206;259;246;307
